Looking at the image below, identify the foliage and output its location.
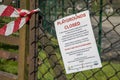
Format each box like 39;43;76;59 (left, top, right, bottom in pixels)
0;58;18;75
37;49;120;80
0;43;18;53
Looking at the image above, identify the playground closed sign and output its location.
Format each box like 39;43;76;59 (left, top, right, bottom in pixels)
54;10;102;74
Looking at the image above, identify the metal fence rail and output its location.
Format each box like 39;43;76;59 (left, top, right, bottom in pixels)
36;0;120;80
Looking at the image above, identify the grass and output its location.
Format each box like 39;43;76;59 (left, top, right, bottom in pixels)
0;45;120;80
0;58;18;75
0;43;18;53
0;36;120;80
0;43;18;75
36;49;120;80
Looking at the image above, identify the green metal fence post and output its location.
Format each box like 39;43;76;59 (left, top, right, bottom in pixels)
62;0;64;17
98;0;103;54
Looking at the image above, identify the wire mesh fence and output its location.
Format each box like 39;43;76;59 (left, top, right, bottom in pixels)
0;0;120;80
36;0;120;80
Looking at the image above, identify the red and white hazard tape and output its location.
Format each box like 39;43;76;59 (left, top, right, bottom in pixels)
0;5;40;36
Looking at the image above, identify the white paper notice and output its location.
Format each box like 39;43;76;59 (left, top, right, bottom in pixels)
54;10;102;74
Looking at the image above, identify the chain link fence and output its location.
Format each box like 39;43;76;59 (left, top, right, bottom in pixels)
0;0;120;80
36;0;120;80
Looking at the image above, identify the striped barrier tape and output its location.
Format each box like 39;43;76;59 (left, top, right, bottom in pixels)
0;5;40;36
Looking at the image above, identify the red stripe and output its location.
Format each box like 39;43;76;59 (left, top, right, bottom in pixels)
13;18;21;32
29;10;36;15
17;9;21;12
25;16;31;24
19;12;28;17
1;6;15;17
0;25;7;35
